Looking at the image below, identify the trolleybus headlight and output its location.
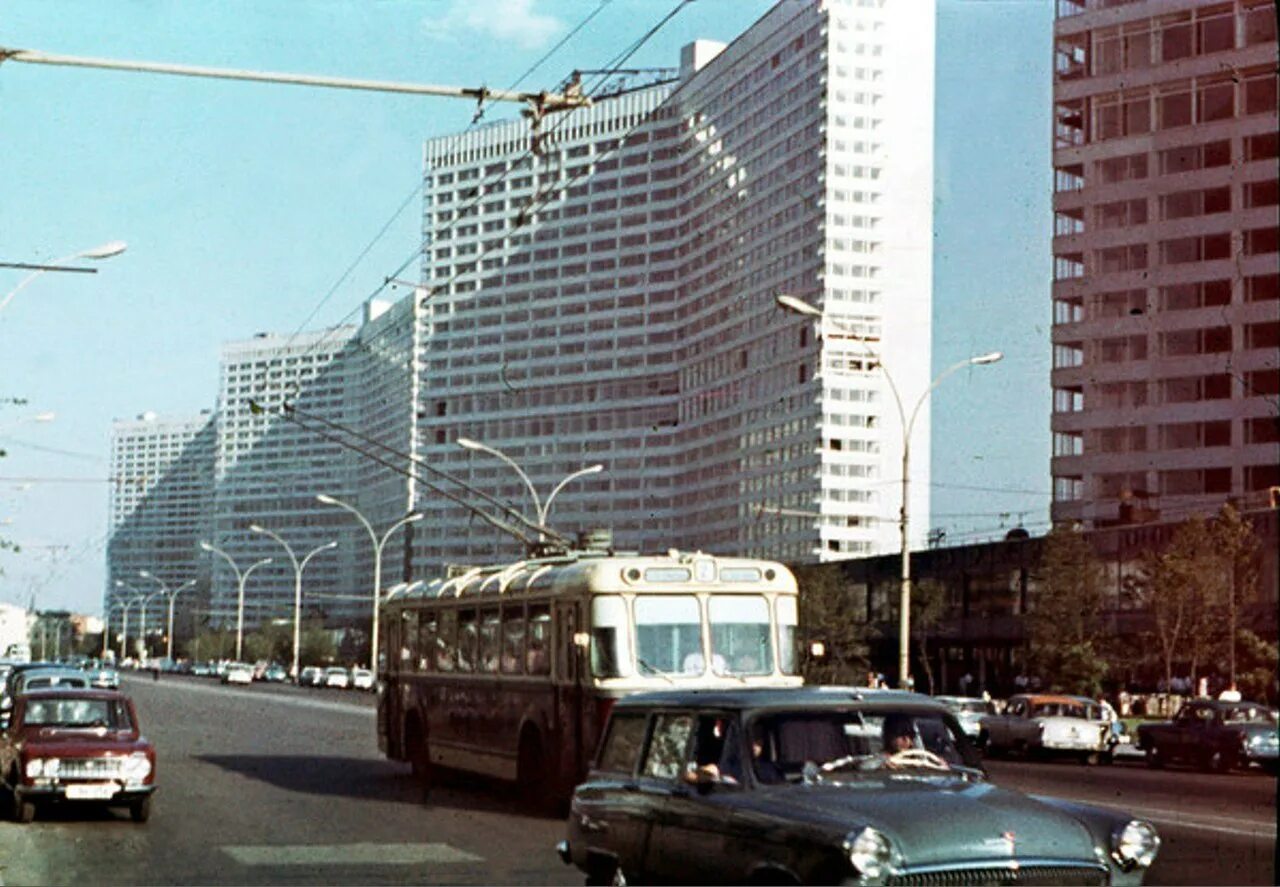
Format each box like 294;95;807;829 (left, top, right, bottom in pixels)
1112;820;1159;870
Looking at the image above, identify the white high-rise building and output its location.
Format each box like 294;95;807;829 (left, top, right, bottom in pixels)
105;411;215;648
207;328;361;629
413;0;935;568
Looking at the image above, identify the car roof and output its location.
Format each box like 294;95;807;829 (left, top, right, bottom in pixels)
19;687;130;702
1010;694;1087;706
613;686;946;712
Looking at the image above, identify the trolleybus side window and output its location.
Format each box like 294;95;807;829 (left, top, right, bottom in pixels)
401;611;419;671
777;596;799;675
479;608;501;673
709;595;772;675
420;615;438;673
501;605;525;675
635;596;702;674
528;604;551;675
437;609;457;672
591;595;632;678
458;609;478;672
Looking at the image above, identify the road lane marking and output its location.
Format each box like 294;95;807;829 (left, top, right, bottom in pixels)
1055;796;1277;840
223;843;482;866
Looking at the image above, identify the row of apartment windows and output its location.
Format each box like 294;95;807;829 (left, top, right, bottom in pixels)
1053;225;1277;279
1054;273;1278;324
1065;416;1280;454
1056;133;1277;196
1054;463;1279;502
1053;370;1278;414
1055;2;1275;79
1058;179;1277;237
1054;322;1279;366
1054;68;1275;147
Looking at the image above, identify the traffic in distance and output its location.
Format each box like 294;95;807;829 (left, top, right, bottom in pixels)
0;549;1275;885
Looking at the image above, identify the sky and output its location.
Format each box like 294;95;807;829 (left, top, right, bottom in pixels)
0;0;1053;615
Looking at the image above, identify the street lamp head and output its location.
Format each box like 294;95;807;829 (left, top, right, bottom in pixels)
32;412;55;423
249;523;265;534
405;512;425;523
970;351;1004;366
199;541;214;552
456;436;480;451
80;240;127;260
775;293;822;318
322;541;338;551
138;569;153;579
582;464;605;475
315;493;338;505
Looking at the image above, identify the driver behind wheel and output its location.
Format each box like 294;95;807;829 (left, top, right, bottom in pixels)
882;713;916;755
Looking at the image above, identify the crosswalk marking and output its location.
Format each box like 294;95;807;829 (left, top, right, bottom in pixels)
223;843;482;866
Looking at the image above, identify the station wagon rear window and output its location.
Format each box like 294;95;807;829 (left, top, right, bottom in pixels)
598;713;647;773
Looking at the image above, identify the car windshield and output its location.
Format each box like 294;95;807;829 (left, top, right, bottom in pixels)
746;708;975;782
23;697;133;730
1030;702;1090;718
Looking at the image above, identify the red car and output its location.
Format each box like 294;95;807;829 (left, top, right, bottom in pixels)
0;688;156;823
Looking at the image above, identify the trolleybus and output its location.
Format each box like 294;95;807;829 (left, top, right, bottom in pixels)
377;548;801;804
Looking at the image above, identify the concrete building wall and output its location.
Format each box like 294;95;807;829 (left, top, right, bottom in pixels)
1050;0;1279;528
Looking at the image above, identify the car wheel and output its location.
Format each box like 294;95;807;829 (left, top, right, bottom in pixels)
517;730;559;816
130;796;152;824
1145;745;1164;769
584;859;627;887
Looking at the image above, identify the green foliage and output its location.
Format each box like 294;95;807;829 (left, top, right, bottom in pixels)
1131;504;1265;690
1235;629;1278;706
794;564;871;685
186;628;236;662
1027;526;1110;695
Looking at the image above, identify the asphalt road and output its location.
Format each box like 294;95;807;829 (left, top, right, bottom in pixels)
0;675;1274;885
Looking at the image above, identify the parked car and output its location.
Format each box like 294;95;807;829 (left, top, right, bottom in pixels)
298;666;325;687
0;688;156;823
323;667;350;689
559;687;1159;885
262;664;288;683
1;666;92;728
934;695;992;741
84;663;121;690
980;693;1117;764
221;663;254;685
349;667;374;691
1136;698;1279;773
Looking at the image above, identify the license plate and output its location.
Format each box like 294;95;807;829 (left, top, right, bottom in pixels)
65;783;118;800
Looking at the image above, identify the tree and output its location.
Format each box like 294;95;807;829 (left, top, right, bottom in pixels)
793;564;871;685
911;578;947;695
1133;505;1264;693
1026;526;1110;696
1208;503;1261;686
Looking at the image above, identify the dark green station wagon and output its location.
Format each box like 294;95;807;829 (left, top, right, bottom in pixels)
558;687;1159;885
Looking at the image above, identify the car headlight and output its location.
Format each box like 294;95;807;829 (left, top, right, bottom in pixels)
122;753;152;780
845;827;893;881
1112;820;1159;870
25;758;45;779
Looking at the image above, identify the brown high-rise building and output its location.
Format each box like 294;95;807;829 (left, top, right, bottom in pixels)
1051;0;1278;528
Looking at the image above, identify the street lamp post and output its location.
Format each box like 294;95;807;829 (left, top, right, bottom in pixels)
249;524;336;679
315;494;421;672
456;436;604;532
135;580;168;662
200;541;272;662
113;580;145;663
162;579;197;662
0;240;127;316
776;293;1002;689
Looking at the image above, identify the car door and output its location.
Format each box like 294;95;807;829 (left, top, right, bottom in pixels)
575;711;657;877
623;711;695;882
645;713;742;884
